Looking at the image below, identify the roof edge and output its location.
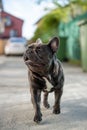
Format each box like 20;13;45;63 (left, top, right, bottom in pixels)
1;10;24;22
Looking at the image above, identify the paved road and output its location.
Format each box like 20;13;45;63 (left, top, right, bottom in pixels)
0;56;87;130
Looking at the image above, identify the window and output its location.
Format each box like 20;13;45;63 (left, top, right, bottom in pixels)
10;29;18;37
5;16;12;27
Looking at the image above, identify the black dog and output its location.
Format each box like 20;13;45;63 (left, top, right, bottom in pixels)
23;37;64;123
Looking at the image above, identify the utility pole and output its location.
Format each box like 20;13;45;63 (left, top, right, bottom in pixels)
0;0;3;11
0;0;4;34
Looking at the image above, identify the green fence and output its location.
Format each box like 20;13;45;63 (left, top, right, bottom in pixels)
80;20;87;71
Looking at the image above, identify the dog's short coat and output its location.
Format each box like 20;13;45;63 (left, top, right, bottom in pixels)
23;37;64;123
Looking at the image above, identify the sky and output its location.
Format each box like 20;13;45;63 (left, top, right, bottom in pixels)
2;0;68;40
3;0;54;39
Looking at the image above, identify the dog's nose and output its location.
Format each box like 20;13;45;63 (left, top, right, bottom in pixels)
23;53;28;61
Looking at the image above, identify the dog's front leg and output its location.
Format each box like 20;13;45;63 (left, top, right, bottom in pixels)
53;88;63;114
43;92;50;108
30;88;42;123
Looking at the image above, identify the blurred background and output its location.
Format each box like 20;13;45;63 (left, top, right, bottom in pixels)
0;0;87;70
0;1;87;129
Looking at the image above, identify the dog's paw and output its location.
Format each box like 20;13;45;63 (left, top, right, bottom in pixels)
34;113;42;123
53;109;60;114
43;102;50;109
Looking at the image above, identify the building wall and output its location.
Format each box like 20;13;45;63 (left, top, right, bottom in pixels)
0;11;23;38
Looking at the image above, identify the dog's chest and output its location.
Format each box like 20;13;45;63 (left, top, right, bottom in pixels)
43;75;53;92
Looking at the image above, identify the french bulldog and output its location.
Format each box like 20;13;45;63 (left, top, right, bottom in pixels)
23;37;64;123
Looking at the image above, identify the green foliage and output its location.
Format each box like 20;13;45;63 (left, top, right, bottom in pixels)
31;8;69;43
30;0;87;43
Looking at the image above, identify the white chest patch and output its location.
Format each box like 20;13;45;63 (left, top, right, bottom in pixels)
43;77;53;92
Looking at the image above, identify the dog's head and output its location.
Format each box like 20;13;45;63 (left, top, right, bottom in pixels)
24;37;59;76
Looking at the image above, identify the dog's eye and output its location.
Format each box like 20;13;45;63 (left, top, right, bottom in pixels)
36;46;41;53
28;46;33;49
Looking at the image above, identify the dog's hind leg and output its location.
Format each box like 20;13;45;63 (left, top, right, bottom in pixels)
43;92;50;109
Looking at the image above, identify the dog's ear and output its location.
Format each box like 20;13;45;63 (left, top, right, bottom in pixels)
48;37;59;53
36;38;42;44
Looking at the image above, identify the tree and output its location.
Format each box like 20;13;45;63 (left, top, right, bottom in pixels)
35;0;87;19
29;0;87;43
35;0;68;6
30;7;69;43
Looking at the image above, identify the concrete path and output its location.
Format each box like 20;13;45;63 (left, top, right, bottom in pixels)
0;56;87;130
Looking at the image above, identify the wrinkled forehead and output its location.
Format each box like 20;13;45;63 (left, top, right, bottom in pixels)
28;42;45;49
